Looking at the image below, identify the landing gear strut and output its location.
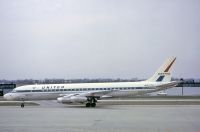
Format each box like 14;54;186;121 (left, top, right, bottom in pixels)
21;99;24;108
21;102;24;108
86;97;97;107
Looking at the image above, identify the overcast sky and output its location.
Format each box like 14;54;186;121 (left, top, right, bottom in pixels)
0;0;199;80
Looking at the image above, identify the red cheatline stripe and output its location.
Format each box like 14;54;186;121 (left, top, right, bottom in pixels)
164;58;176;72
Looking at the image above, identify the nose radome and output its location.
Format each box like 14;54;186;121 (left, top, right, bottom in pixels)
3;93;8;100
3;93;12;100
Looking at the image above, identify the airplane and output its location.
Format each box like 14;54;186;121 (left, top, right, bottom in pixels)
3;57;179;107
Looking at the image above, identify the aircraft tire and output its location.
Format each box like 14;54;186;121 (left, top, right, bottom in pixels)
91;103;96;107
21;103;24;108
86;103;91;107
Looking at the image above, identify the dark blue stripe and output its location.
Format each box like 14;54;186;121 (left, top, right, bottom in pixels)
156;76;165;82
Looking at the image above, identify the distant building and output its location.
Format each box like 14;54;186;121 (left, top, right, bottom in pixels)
0;84;16;96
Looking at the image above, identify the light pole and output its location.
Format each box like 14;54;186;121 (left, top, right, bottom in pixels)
180;78;184;96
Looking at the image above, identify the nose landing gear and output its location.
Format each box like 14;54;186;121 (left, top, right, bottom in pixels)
20;99;25;108
21;102;24;108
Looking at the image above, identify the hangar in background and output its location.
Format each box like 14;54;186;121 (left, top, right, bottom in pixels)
0;84;16;96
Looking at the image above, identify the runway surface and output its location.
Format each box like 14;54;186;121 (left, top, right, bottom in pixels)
1;96;200;106
0;105;200;132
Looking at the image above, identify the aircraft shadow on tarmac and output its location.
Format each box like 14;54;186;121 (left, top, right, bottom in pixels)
62;105;117;109
34;100;118;109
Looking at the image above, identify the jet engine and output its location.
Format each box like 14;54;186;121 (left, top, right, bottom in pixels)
57;96;87;103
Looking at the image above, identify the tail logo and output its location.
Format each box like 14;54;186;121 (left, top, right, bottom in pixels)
156;76;165;82
164;58;176;72
147;56;176;82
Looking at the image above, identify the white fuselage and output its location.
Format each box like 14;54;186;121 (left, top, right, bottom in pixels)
3;81;176;101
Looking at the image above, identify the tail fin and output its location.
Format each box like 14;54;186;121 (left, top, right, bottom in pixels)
146;57;176;82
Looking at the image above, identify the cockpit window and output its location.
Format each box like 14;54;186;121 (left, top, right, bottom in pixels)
11;90;16;93
19;90;31;92
12;90;31;93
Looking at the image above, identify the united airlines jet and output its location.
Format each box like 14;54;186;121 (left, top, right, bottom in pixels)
4;57;179;107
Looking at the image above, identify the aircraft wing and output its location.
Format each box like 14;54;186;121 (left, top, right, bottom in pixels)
59;90;116;98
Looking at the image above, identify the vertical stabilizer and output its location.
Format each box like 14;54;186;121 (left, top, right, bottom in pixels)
146;57;176;82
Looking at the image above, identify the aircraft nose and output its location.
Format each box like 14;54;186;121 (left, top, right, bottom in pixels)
57;97;63;103
3;93;13;100
3;93;8;99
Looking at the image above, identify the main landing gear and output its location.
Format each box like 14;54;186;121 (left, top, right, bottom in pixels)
86;97;97;107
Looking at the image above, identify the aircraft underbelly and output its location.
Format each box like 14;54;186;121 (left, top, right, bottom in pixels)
108;89;154;97
25;93;59;100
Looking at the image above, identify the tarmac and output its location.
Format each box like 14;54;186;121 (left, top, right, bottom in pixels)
0;105;200;132
1;96;200;106
0;96;200;132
